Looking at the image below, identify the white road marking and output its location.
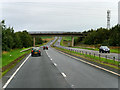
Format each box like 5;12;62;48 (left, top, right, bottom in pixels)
50;58;52;61
54;49;120;76
46;51;51;58
53;63;57;66
3;54;31;88
71;85;74;87
61;72;67;78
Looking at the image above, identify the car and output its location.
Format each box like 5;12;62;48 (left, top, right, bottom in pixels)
99;46;110;53
31;47;41;56
43;46;48;50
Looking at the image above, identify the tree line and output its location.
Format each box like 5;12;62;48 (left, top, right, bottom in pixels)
1;20;43;51
76;24;120;46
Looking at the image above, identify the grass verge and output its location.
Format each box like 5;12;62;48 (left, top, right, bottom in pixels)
2;49;31;67
61;37;119;54
2;49;31;77
2;55;26;77
72;46;119;54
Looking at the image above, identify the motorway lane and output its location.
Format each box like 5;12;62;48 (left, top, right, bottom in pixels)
47;47;118;88
5;48;71;88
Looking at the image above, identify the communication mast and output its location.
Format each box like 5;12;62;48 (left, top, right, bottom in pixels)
118;1;120;24
107;10;111;29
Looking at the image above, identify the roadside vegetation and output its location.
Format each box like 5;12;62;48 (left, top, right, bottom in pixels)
61;25;120;54
81;25;120;46
1;20;53;76
51;38;59;47
53;46;119;70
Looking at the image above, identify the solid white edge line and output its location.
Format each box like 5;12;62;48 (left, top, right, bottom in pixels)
2;54;31;88
61;72;67;78
54;49;120;76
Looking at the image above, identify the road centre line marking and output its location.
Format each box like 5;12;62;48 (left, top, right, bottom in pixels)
3;54;31;88
54;49;120;76
45;51;50;57
53;63;57;66
61;72;67;78
45;50;53;61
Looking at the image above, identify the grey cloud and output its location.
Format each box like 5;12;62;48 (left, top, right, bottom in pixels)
1;2;118;32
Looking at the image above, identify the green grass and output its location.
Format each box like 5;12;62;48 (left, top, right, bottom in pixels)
60;38;64;46
61;37;119;54
2;49;31;68
41;36;53;39
60;37;72;47
54;47;119;70
72;47;119;54
73;47;96;50
21;47;32;51
63;37;72;41
0;57;1;69
62;37;78;41
2;56;25;77
110;49;119;54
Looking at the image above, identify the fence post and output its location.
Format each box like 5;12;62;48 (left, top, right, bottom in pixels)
89;53;91;55
82;51;84;55
106;55;107;63
94;53;95;58
89;53;91;58
113;57;115;63
99;54;101;61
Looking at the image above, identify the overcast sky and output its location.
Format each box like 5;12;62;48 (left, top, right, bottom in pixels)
0;0;119;32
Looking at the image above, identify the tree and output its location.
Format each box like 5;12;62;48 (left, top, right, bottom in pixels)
35;36;43;45
1;20;33;51
13;32;22;48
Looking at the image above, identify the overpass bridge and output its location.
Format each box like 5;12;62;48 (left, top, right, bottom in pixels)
29;31;87;47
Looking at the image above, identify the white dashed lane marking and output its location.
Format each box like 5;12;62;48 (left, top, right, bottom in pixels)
53;63;57;66
61;73;67;78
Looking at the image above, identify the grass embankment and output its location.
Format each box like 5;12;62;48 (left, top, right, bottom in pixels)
72;46;119;54
60;37;78;47
53;47;119;70
2;48;31;76
61;37;120;54
41;37;54;42
2;49;31;67
41;36;53;39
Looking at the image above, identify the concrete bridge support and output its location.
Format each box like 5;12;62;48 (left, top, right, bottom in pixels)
33;37;35;47
72;36;74;47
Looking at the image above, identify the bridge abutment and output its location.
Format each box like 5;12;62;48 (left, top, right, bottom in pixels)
72;36;74;47
33;37;35;47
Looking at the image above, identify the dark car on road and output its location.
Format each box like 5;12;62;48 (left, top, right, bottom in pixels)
99;46;110;53
31;47;41;56
43;46;48;50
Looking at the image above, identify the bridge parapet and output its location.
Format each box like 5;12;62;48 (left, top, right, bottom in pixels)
29;32;87;37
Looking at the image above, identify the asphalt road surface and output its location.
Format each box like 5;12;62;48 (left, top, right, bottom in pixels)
4;48;71;88
2;38;119;89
